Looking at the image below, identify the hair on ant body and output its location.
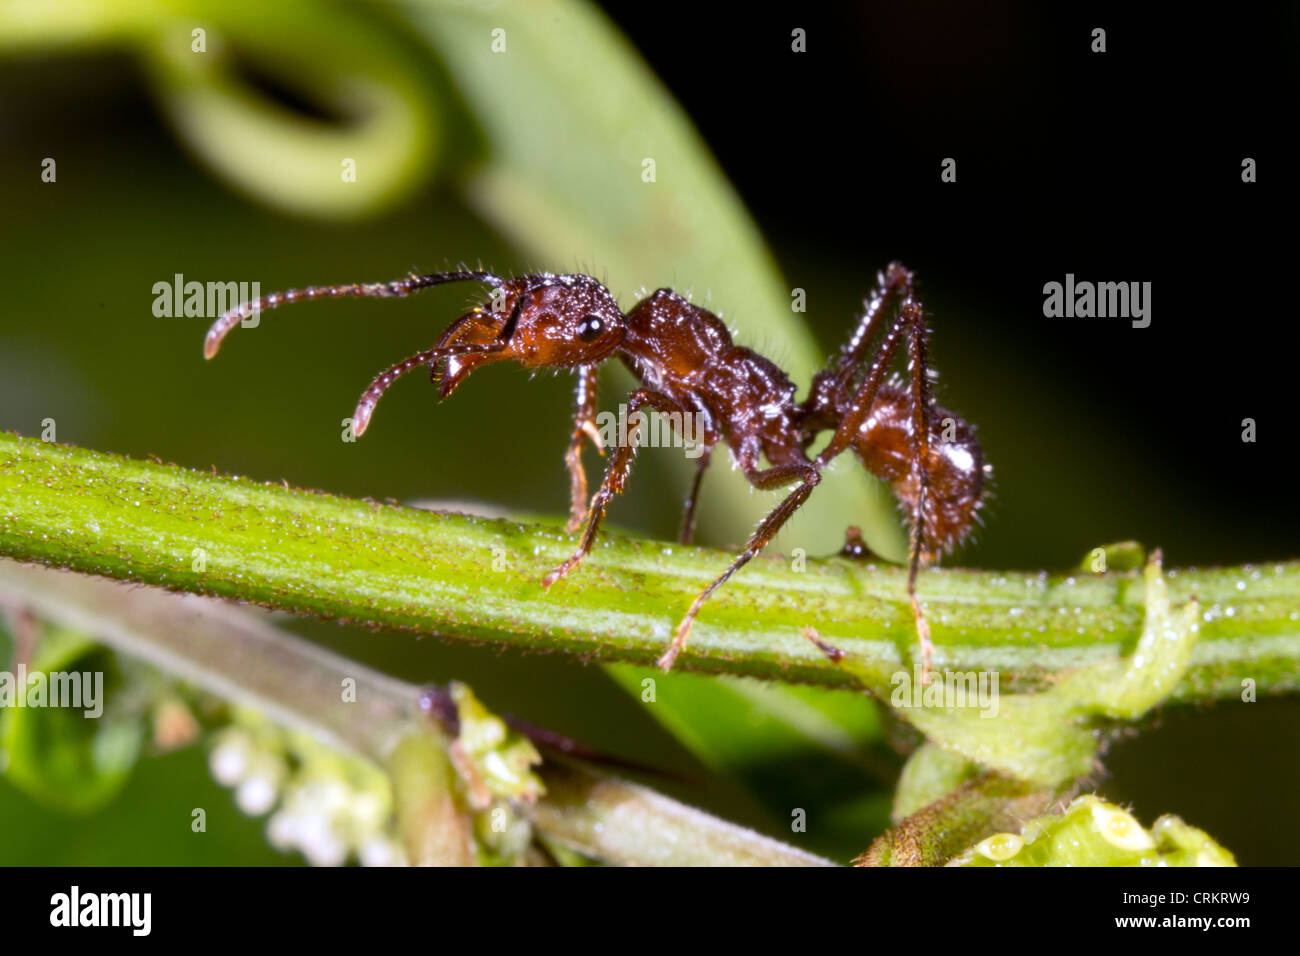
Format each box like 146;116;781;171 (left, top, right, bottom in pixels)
204;262;989;680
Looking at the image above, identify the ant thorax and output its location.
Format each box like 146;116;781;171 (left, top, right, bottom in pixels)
619;288;803;460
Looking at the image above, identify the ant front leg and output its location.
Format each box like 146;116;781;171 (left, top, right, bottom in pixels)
564;365;604;533
544;388;685;588
815;295;938;684
659;457;821;671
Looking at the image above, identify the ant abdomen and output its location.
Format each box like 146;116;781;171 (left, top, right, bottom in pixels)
850;385;987;558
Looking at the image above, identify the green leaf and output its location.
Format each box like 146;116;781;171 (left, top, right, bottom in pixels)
1;628;144;814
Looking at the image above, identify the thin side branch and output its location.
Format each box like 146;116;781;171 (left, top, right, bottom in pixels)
0;561;832;867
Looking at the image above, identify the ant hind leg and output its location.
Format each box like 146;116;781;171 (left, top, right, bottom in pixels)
659;460;820;671
901;298;938;685
813;293;940;684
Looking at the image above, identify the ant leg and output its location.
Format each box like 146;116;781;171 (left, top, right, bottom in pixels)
801;264;914;433
544;388;685;588
678;449;712;544
826;262;913;384
564;365;603;533
900;299;937;685
659;459;820;670
815;296;938;683
814;305;910;465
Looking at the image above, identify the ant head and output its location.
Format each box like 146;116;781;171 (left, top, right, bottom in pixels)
202;268;629;437
435;274;627;398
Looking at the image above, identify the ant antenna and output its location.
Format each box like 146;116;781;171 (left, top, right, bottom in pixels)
353;293;530;434
202;270;505;360
352;341;506;436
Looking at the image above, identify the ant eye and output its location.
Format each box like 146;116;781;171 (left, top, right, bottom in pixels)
577;314;605;343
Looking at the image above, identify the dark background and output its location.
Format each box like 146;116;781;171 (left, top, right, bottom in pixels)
601;2;1300;571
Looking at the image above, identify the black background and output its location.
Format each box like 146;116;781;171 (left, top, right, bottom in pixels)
602;1;1300;568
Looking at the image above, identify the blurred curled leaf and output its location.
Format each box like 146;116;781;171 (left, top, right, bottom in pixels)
1;628;144;814
140;4;443;218
0;0;443;217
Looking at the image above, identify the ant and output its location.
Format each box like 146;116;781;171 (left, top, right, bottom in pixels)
203;262;989;679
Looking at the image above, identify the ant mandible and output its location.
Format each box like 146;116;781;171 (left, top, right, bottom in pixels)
203;263;989;680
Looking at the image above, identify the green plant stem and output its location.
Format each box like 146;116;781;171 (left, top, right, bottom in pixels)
857;771;1057;867
530;758;834;866
2;433;1298;701
0;559;832;867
